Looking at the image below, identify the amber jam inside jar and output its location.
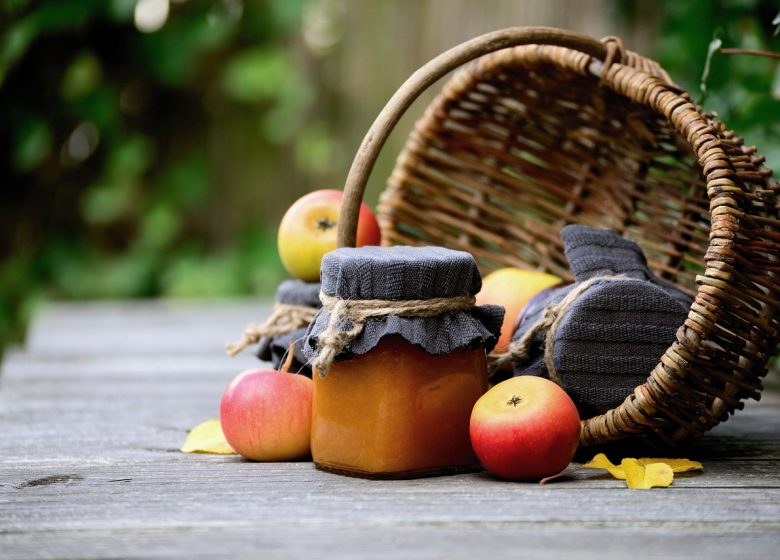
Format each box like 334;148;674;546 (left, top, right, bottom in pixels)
304;245;503;479
311;335;488;478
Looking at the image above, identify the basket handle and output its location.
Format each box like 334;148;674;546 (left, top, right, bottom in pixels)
337;26;609;247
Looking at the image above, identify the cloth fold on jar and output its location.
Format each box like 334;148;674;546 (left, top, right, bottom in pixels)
303;246;503;364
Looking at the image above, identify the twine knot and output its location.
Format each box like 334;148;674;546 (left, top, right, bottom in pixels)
312;291;477;377
487;275;629;382
225;303;319;358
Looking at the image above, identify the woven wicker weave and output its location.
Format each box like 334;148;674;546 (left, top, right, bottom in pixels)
336;27;780;448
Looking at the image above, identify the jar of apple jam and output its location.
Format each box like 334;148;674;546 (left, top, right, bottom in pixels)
304;246;503;478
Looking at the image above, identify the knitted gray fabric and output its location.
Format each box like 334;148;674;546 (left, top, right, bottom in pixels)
256;327;311;375
562;224;693;309
274;279;322;307
303;245;504;361
512;225;692;416
256;279;321;377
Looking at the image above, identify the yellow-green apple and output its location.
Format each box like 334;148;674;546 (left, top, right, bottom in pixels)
277;189;381;281
219;368;313;461
476;268;562;354
469;376;580;480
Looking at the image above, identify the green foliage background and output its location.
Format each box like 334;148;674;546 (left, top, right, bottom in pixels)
629;0;780;169
1;0;329;352
0;0;778;355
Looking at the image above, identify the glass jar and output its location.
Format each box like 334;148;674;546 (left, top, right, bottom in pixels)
311;335;488;477
304;245;503;479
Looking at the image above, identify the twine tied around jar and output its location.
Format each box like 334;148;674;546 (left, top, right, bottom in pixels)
487;275;629;382
225;303;319;358
312;292;477;377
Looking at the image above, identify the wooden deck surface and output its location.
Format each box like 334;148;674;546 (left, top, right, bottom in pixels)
1;299;779;559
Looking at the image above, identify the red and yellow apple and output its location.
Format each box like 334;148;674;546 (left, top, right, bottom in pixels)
476;268;562;354
277;189;381;281
219;368;313;461
469;375;580;481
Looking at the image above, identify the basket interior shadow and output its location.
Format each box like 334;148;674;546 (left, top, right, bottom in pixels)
336;27;780;449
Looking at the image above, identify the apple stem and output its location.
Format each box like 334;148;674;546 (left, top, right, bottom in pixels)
507;395;522;407
316;217;337;231
280;341;296;374
538;465;585;485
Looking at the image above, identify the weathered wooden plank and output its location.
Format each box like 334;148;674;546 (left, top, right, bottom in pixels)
3;348;778;399
0;384;778;465
1;355;779;466
23;299;273;356
2;460;780;527
8;380;776;464
0;350;263;380
3;300;780;560
2;451;780;492
2;523;778;560
27;299;271;330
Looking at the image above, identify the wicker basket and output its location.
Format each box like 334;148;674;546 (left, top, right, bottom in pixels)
335;27;780;448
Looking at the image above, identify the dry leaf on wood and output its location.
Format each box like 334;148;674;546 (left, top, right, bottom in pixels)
621;459;674;489
540;453;702;488
181;419;235;455
582;453;703;480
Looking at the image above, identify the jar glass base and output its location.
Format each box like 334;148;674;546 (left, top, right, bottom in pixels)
314;460;483;480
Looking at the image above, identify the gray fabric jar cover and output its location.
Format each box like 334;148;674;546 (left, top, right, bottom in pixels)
256;279;321;376
303;245;504;363
511;224;693;416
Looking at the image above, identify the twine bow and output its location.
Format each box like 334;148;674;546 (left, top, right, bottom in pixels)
225;303;319;358
488;275;629;382
312;291;477;377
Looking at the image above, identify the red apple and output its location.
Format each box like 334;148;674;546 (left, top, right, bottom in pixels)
277;189;381;281
469;376;580;481
219;368;313;461
476;268;562;354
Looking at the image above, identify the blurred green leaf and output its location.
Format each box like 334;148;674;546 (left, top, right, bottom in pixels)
13;118;51;173
295;122;344;175
161;248;246;297
139;3;237;86
57;250;157;298
61;51;102;100
156;153;211;206
160;228;287;298
0;16;38;84
32;0;101;30
108;0;136;21
270;0;306;32
137;202;181;251
82;181;135;225
239;229;287;294
109;135;155;178
221;47;289;102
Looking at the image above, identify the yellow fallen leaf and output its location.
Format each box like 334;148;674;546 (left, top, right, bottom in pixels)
634;457;703;473
582;453;703;480
181;419;235;454
582;453;626;479
622;459;674;489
